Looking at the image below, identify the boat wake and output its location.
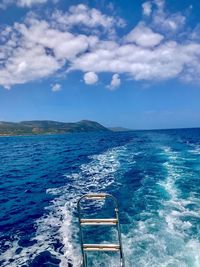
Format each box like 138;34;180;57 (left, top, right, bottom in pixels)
0;145;127;267
122;145;200;267
1;132;200;267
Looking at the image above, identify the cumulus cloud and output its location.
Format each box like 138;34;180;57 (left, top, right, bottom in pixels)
152;0;186;34
0;43;61;89
1;1;200;89
72;40;200;82
142;1;152;16
52;4;124;30
83;72;98;85
0;0;50;8
51;4;125;39
17;0;47;7
124;22;164;47
109;74;121;89
51;83;61;92
15;19;91;60
0;12;96;88
190;24;200;41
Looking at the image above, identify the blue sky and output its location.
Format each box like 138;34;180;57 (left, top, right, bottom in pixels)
0;0;200;129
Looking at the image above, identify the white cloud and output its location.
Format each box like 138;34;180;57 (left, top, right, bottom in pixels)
72;40;200;82
152;0;186;34
15;19;90;60
190;24;200;41
17;0;47;7
0;43;61;89
83;72;98;85
109;74;121;89
0;15;94;88
52;4;125;34
1;2;200;89
154;13;185;33
51;83;61;92
154;0;165;9
142;1;152;16
124;22;164;47
0;0;50;8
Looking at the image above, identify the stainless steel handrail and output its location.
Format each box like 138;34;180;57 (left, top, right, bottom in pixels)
77;193;125;267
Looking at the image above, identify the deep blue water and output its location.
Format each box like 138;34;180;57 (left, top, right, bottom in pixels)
0;129;200;267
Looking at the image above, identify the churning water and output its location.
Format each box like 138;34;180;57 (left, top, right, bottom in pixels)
0;129;200;266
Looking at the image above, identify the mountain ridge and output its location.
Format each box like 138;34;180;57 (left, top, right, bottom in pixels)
0;120;110;136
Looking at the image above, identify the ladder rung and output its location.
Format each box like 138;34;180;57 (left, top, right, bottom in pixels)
80;218;118;225
83;244;120;251
85;194;106;200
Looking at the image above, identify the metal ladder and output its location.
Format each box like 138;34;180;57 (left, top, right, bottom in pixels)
77;193;125;267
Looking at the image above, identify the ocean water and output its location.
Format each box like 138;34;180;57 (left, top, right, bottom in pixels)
0;129;200;267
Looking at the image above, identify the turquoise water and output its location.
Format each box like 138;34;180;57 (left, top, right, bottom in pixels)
0;129;200;266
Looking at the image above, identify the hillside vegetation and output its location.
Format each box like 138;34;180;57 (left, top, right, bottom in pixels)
0;120;110;136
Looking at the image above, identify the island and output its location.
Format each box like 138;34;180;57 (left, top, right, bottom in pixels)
0;120;111;136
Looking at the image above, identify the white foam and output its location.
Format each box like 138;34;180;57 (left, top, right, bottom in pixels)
2;141;200;267
188;143;200;155
0;145;128;267
118;145;200;267
156;146;200;266
159;146;200;226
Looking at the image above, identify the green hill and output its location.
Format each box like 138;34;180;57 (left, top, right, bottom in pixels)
0;120;110;136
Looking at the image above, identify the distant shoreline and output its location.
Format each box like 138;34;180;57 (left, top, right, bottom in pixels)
0;131;108;137
0;120;111;136
0;119;199;137
0;132;69;137
1;127;199;137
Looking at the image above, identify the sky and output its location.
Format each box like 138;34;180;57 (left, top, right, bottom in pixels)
0;0;200;129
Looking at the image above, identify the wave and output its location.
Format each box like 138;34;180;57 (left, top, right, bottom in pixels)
122;145;200;267
0;145;127;267
1;134;200;267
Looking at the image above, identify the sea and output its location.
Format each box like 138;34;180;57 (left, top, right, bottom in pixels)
0;129;200;267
